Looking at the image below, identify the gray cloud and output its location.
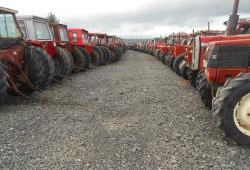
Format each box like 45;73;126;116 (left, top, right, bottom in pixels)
61;0;250;38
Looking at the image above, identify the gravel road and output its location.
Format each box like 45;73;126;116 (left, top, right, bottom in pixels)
0;50;250;169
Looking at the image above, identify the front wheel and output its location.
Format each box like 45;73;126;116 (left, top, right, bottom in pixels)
212;73;250;146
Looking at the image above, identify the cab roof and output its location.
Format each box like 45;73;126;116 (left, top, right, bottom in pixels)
50;23;67;28
209;38;250;46
89;33;107;37
17;15;48;22
0;7;18;14
67;28;88;33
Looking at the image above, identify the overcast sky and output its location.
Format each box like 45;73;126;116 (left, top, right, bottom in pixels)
3;0;250;38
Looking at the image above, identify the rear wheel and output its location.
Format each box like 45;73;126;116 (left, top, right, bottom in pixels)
173;54;184;76
212;73;250;146
99;46;107;64
196;71;212;109
35;47;55;89
93;46;103;65
0;63;9;104
91;50;100;66
165;54;170;65
54;46;72;80
187;68;197;87
22;46;45;93
109;47;121;62
78;46;92;68
179;60;188;80
102;46;112;64
71;46;86;72
169;56;175;70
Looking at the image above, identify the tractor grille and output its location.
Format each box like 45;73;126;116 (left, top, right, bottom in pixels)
207;45;250;68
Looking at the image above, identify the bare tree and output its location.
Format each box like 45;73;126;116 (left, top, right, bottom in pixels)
47;12;60;24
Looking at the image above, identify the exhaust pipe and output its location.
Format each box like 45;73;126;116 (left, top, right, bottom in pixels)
226;0;240;35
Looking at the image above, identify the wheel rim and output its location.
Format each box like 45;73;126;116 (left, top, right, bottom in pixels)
233;93;250;136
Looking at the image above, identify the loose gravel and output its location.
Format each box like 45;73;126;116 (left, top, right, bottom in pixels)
0;50;250;169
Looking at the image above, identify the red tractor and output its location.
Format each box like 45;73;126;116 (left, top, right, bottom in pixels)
162;33;185;67
89;33;122;62
17;16;73;84
107;35;123;60
171;35;194;75
50;23;88;72
179;30;224;81
203;39;250;146
194;0;250;109
67;28;107;66
182;22;248;90
0;7;49;102
154;38;168;59
89;33;114;64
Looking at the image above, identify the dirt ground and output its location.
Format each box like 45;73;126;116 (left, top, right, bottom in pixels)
0;51;250;170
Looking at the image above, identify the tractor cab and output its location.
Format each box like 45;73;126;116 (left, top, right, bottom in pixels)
0;7;23;68
0;7;22;44
89;33;109;46
0;8;54;97
50;23;69;45
67;28;93;54
224;18;250;35
17;15;56;57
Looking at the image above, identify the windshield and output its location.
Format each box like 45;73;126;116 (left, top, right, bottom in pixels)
0;13;21;38
34;21;51;40
240;26;250;34
89;35;95;43
18;20;27;39
82;33;88;44
59;27;69;42
203;45;213;62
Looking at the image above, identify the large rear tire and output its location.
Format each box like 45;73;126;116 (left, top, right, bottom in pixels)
99;46;108;64
212;73;250;146
92;46;103;65
187;68;197;87
0;63;9;104
102;46;112;64
77;46;92;68
23;46;46;92
179;60;188;80
54;46;72;80
35;47;55;89
71;46;86;72
109;47;121;62
196;71;212;109
173;54;184;76
169;56;175;70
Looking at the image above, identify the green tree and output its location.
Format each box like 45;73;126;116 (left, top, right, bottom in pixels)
47;12;60;24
